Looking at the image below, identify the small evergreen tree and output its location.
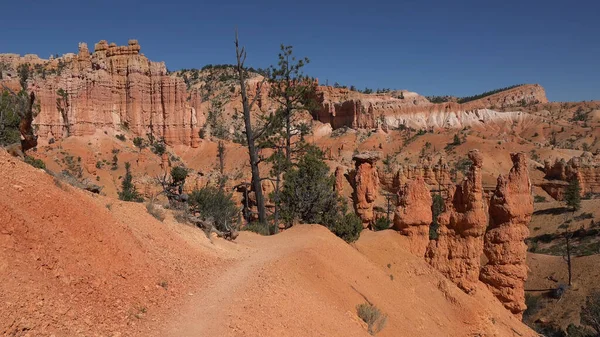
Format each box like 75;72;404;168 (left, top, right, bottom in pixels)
430;194;444;239
118;162;143;202
452;133;461;145
565;178;582;211
279;145;338;225
170;166;188;187
133;137;145;151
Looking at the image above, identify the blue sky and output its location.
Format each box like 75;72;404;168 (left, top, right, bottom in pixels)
1;0;598;101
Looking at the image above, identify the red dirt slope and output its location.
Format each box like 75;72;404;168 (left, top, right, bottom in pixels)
1;149;535;336
0;149;223;336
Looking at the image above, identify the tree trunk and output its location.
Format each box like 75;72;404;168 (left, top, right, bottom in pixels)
235;31;267;224
566;232;572;286
285;111;291;162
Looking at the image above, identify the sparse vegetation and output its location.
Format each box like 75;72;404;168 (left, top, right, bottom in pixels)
133;136;145;150
523;293;542;320
565;179;582;211
373;217;391;231
118;162;143;202
151;139;166;156
534;195;547;203
329;213;363;243
24;156;46;170
456;84;524;104
278;145;358;241
356;302;388;335
115;134;126;141
430;194;444;240
146;202;165;221
188;186;239;233
454;157;473;176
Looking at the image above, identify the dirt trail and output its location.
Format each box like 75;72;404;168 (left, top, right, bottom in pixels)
162;233;304;336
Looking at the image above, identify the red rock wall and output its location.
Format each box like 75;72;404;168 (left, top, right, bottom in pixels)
542;153;600;200
29;40;201;147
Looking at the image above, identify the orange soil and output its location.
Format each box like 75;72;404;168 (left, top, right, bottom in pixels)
0;148;536;336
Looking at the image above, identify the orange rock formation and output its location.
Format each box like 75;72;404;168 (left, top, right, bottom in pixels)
27;40;202;146
393;177;432;256
480;152;533;318
314;84;547;130
425;150;487;293
542;152;600;200
352;152;381;227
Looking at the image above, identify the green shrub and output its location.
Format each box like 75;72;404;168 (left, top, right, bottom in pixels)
329;213;363;243
373;217;391;231
188;186;238;232
171;166;188;185
151;139;166;156
534;195;547;203
133;137;145;149
115;134;126;141
356;302;387;335
243;222;272;236
24;156;46;170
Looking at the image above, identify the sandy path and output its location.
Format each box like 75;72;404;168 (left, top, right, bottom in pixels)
161;234;300;337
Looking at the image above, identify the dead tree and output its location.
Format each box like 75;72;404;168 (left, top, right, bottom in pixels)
156;171;188;207
234;30;267;224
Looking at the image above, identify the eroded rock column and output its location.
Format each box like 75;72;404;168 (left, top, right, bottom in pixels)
353;152;381;228
425;150;487;293
480;153;533;318
393;177;432;256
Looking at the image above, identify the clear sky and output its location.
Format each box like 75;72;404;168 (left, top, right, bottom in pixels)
1;0;598;102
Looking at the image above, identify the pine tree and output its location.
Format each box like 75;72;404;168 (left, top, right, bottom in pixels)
565;178;581;211
118;162;143;202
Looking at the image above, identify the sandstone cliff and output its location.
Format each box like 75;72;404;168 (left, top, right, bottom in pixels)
314;84;547;131
425;150;487;293
480;153;533;318
393;177;432;256
2;40;202;147
542;152;600;199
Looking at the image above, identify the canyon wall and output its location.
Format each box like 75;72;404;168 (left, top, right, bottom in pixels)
379;157;453;195
314;84;547;131
542;152;600;200
2;40;202;147
480;153;533;318
425;150;487;293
